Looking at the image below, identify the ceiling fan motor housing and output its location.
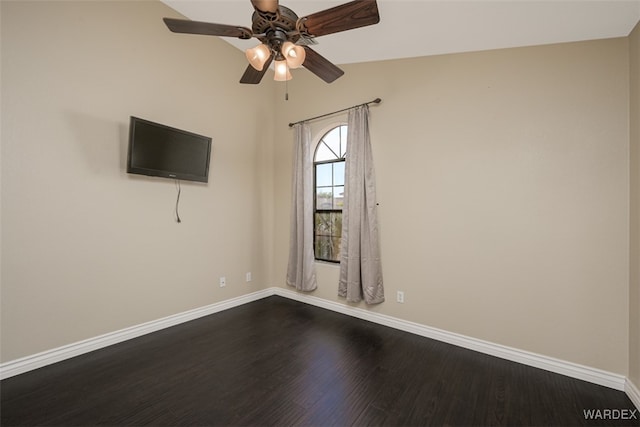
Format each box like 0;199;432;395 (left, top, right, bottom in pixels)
252;5;301;51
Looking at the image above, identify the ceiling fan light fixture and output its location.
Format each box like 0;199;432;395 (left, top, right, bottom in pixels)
281;41;306;69
245;43;271;71
250;0;279;13
274;59;292;81
163;0;381;84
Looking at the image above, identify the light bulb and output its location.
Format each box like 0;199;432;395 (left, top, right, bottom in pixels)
245;44;271;71
281;41;306;69
274;60;292;81
251;0;278;13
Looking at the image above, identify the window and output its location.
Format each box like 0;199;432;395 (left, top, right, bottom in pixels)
314;125;347;263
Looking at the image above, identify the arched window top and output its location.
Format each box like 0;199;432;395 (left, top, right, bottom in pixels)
314;124;347;162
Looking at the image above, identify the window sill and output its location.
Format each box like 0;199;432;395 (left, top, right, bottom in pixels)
315;260;340;268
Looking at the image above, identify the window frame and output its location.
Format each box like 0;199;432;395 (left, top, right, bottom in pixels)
312;123;348;264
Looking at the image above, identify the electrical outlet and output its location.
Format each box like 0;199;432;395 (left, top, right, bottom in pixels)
246;272;252;282
396;291;405;303
219;277;226;287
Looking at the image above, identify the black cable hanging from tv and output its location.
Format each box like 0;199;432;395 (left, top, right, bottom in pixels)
175;179;182;224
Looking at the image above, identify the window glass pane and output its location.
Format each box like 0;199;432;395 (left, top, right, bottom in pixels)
331;212;343;237
315;142;336;162
316;163;332;187
333;186;344;209
333;161;345;186
315;236;332;260
316;188;333;209
323;128;341;159
340;125;348;157
314;236;341;262
315;213;331;236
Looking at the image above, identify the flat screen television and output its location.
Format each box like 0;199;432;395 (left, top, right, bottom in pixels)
127;116;212;183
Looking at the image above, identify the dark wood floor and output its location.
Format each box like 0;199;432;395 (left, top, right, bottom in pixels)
1;296;638;426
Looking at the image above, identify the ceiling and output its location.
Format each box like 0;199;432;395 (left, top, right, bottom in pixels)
161;0;640;65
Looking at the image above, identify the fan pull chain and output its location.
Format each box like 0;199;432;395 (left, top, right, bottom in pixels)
285;78;289;101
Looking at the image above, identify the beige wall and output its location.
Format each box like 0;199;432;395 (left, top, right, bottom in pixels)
0;0;275;362
273;38;631;375
629;21;640;387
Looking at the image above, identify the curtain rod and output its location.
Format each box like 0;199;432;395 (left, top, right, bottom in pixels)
288;98;382;128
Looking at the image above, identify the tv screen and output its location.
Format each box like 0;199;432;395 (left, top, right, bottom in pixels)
127;116;212;183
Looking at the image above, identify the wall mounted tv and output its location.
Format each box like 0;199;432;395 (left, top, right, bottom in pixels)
127;116;212;183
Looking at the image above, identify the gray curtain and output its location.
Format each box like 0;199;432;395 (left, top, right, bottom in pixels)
339;105;384;304
286;122;317;292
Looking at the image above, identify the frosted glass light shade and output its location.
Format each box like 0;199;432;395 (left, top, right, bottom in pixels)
274;60;292;81
251;0;278;13
281;41;306;69
245;44;271;71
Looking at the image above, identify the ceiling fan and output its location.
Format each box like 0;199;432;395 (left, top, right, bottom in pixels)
163;0;380;84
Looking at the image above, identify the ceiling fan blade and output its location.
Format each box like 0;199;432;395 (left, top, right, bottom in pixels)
163;18;253;39
299;0;380;38
240;55;274;84
302;47;344;83
250;0;279;14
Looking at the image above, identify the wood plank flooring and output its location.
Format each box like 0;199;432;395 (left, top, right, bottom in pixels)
1;296;638;426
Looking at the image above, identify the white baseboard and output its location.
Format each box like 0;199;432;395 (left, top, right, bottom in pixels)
626;378;640;410
0;286;632;403
273;287;628;392
0;289;272;380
